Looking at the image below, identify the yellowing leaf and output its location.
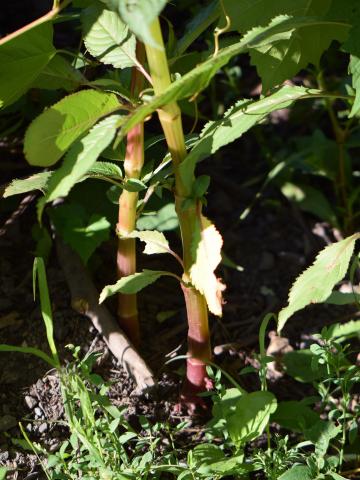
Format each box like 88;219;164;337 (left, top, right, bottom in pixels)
190;216;225;316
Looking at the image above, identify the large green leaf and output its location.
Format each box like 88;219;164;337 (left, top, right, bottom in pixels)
99;269;174;303
0;23;55;108
38;114;121;218
24;89;120;167
180;86;319;187
50;204;110;264
278;233;360;332
117;0;167;47
117;16;347;140
31;54;86;91
223;0;350;90
82;4;136;69
226;391;277;447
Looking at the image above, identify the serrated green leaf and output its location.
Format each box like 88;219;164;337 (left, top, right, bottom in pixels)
38;114;121;218
118;15;339;140
87;161;123;179
0;23;55;108
82;4;136;69
278;234;360;332
226;391;277;446
223;0;350;91
24;89;120;167
190;216;225;316
99;269;173;302
181;86;318;187
117;0;167;47
124;230;170;255
3;172;52;198
31;54;85;91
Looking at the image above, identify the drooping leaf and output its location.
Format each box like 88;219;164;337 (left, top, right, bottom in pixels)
180;86;319;188
123;230;170;255
31;54;85;91
0;344;56;368
117;16;343;140
0;23;55;108
82;4;136;69
99;269;174;302
50;204;111;264
117;0;168;47
24;89;120;167
223;0;351;91
190;216;225;316
38;114;121;218
226;391;277;446
3;172;52;198
278;233;360;332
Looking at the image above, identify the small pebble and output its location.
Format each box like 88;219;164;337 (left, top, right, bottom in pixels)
25;395;38;410
38;423;47;434
34;407;43;419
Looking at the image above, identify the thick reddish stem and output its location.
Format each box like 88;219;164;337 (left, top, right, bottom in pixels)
116;44;145;346
181;285;212;402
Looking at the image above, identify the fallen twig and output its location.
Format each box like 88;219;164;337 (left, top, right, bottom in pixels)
56;238;155;392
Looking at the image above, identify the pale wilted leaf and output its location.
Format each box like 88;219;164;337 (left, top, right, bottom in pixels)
190;216;225;316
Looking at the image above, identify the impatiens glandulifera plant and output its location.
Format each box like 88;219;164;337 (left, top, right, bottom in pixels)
2;0;360;402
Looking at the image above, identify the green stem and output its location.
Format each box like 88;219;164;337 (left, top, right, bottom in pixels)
117;43;145;346
144;18;211;393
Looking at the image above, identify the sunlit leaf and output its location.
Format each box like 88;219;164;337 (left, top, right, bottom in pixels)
24;89;120;167
123;230;170;255
190;216;225;316
278;234;360;332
